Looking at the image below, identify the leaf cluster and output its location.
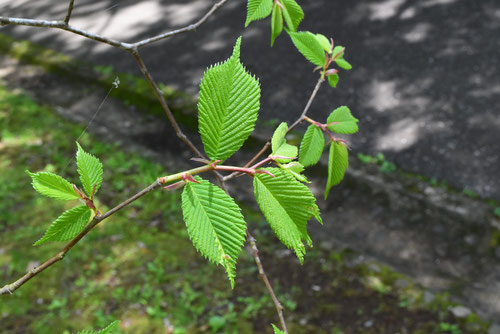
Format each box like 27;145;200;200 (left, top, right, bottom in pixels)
28;143;103;245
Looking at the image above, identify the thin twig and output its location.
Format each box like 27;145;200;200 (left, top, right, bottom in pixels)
0;17;133;50
0;179;162;295
131;0;229;48
64;0;75;25
247;231;288;333
224;77;325;181
288;77;325;132
0;0;230;51
131;50;206;159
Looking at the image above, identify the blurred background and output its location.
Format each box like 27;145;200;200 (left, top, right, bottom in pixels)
0;0;499;333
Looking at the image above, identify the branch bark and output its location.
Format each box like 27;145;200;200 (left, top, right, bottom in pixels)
131;0;229;48
248;231;288;333
64;0;75;25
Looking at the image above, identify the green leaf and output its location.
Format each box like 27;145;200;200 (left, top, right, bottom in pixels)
271;3;283;46
181;177;247;287
270;122;298;163
299;124;325;167
272;324;286;334
198;37;260;162
288;31;326;67
254;168;321;262
315;33;331;53
325;142;348;199
245;0;273;27
27;171;79;201
328;73;339;88
281;0;304;32
76;320;120;334
76;142;103;197
335;58;352;70
281;161;310;183
34;206;91;246
326;106;359;134
332;45;345;59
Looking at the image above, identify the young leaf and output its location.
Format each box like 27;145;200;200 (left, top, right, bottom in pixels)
299;124;325;167
271;3;284;46
332;45;345;59
198;37;260;162
281;0;304;32
76;142;103;197
315;33;331;53
328;73;339;88
288;31;326;67
271;122;297;163
281;161;310;183
326;106;359;134
76;320;120;334
272;324;286;334
181;177;247;288
245;0;273;27
335;58;352;70
254;168;321;263
34;205;91;246
27;171;79;201
325;142;348;199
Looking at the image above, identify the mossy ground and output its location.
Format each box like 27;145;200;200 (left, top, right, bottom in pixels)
0;84;491;333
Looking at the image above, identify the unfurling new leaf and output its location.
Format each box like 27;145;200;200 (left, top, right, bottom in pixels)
34;205;91;246
299;124;325;167
254;168;322;263
288;31;326;67
76;142;103;197
198;37;260;162
271;2;284;46
281;161;309;183
328;73;339;88
270;122;298;163
27;171;79;201
245;0;273;27
181;177;247;288
325;141;348;199
326;106;359;134
332;45;352;70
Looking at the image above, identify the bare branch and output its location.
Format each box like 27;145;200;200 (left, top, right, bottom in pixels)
247;231;288;333
288;77;325;132
0;16;133;50
64;0;75;25
1;0;230;51
131;0;229;48
224;77;325;181
131;50;206;159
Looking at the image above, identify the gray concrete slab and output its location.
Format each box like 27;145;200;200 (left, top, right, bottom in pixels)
1;0;500;200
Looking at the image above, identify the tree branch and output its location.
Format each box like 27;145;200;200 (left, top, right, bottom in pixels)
0;17;133;50
0;179;162;295
131;50;206;159
247;231;288;333
131;0;229;49
64;0;75;25
224;77;325;181
1;0;230;51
